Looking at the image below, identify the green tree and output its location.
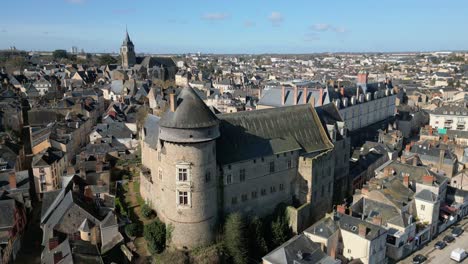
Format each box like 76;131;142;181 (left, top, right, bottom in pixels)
99;54;118;65
430;78;436;86
456;80;461;87
125;222;141;237
144;219;166;253
224;213;248;264
141;203;153;218
52;49;68;59
247;217;268;260
448;79;455;87
3;56;28;73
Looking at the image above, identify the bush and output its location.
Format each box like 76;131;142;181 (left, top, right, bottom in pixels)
125;223;141;237
144;219;166;253
141;203;153;218
224;213;248;264
248;217;268;260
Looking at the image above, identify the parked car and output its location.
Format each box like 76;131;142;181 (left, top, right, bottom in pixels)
434;241;447;250
450;248;467;262
412;254;427;264
452;227;464;237
444;235;455;243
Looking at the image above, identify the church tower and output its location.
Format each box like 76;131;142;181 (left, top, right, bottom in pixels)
120;29;136;68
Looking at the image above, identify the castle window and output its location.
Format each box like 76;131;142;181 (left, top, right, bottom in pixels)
321;185;324;196
241;194;248;202
158;168;162;180
283;153;287;157
251;191;257;199
178;191;189;205
253;159;256;164
231;197;237;205
270;186;276;193
261;157;264;162
269;162;275;173
178;168;188;181
205;171;211;183
239;169;246;182
228;165;231;170
226;174;232;185
328;182;331;193
287;160;292;169
276;154;280;158
261;189;267;196
279;184;284;191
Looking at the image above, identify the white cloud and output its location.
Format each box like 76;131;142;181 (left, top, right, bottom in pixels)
269;12;284;26
311;23;331;32
202;13;229;21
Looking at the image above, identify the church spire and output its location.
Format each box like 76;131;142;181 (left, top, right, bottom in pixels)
123;26;132;46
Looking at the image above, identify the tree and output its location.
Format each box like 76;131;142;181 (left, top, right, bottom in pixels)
224;213;248;264
125;222;141;237
430;78;436;86
136;105;149;132
144;219;166;253
3;56;28;73
99;54;118;65
52;49;68;59
456;80;461;87
141;203;153;218
247;217;268;260
448;79;455;87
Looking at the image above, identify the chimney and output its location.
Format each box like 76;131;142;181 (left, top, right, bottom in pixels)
340;87;345;97
422;174;434;185
403;174;410;188
169;93;176;112
361;187;369;195
318;88;323;106
405;144;411;152
443;135;448;143
358;224;367;237
372;216;382;226
412;155;418;166
429;126;433;136
336;205;346;214
303;87;308;104
96;162;103;173
49;237;59;250
401;155;407;164
310;94;316;107
439;149;445;170
53;252;63;264
293;86;298;105
66;166;75;175
84;186;93;200
8;172;16;189
281;86;286;105
383;167;391;177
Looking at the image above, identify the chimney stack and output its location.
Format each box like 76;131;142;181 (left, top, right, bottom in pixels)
403;174;410;188
412;155;418;166
340;87;345;97
293;86;298;105
303;87;308;104
336;204;346;214
8;172;16;189
281;86;286;105
372;216;382;226
358;224;367;237
439;149;445;170
169;93;176;112
318;88;323;106
423;174;434;185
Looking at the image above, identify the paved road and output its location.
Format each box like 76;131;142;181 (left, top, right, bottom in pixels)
401;218;468;263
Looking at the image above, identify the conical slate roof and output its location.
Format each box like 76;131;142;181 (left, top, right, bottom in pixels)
122;30;133;46
159;87;218;129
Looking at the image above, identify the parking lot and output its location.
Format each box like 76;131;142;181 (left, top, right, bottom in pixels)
401;218;468;263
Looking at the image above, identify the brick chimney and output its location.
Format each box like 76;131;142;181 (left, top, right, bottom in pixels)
412;155;418;166
8;172;16;189
303;87;308;104
318;88;324;106
357;71;368;84
340;87;345;97
422;174;434;185
49;237;59;250
337;204;346;214
403;174;410;188
429;126;433;136
358;224;367;237
443;135;448;143
293;86;298;105
401;155;407;164
310;94;316;107
169;93;176;112
66;166;75;175
96;161;103;173
372;216;382;226
439;149;445;170
361;187;369;195
405;144;411;152
383;167;391;177
281;86;286;105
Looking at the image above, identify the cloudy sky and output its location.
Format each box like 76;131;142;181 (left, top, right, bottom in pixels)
0;0;466;54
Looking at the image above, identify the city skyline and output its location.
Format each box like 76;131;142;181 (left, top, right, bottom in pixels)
0;0;467;54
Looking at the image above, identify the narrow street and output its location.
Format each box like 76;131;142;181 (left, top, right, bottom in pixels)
14;202;42;264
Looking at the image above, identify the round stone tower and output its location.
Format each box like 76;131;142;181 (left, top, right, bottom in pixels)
158;87;219;249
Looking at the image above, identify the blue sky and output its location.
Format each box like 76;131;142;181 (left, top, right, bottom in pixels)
0;0;466;54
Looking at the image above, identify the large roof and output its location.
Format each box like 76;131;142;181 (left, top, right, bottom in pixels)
159;87;219;129
216;104;333;164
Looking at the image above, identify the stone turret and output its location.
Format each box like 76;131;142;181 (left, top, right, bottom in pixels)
157;87;219;248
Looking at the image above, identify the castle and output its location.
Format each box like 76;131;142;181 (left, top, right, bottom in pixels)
140;86;352;248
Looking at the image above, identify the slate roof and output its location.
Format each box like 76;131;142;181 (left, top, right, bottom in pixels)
263;234;336;264
415;189;438;202
0;199;15;228
216;104;333;164
143;114;160;148
304;217;339;239
338;213;386;241
258;87;329;107
159;87;219;129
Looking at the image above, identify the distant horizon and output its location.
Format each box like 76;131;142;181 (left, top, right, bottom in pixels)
1;0;467;54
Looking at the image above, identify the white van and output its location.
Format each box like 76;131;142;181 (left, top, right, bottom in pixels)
450;248;467;262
